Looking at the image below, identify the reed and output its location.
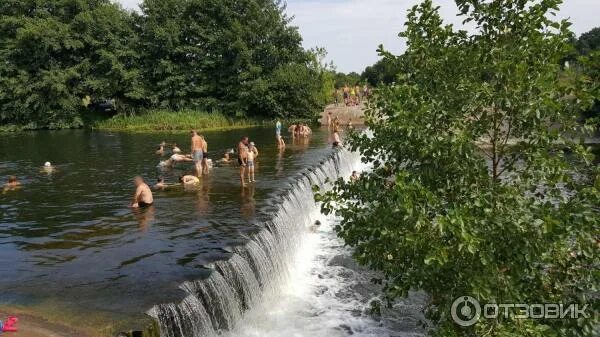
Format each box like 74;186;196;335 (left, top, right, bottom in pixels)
93;110;264;132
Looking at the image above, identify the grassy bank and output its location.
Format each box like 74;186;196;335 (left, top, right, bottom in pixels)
93;110;265;132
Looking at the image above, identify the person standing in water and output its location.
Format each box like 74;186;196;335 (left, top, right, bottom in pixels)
201;135;209;175
277;134;286;149
191;131;203;176
131;176;153;208
247;145;256;183
276;119;282;137
332;128;342;147
249;142;259;158
238;136;249;186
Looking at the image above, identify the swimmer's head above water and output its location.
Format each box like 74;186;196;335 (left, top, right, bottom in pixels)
44;162;52;167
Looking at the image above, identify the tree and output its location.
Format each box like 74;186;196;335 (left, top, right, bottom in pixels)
317;1;599;336
0;0;141;129
361;56;402;86
333;71;361;88
573;28;600;122
576;27;600;56
0;0;328;129
137;0;322;119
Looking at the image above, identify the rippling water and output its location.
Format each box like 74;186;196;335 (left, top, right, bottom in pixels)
0;127;335;328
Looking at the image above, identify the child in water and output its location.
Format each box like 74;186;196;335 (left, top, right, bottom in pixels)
246;146;256;183
172;143;182;154
3;176;21;193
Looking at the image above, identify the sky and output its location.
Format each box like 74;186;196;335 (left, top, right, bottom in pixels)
116;0;599;73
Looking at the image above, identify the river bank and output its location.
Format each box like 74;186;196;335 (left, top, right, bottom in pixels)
1;109;322;133
0;308;91;337
92;110;265;132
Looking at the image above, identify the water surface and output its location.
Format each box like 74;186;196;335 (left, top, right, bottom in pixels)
0;127;335;328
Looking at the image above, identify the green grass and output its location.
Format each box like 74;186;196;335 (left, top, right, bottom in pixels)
1;109;319;133
93;110;266;132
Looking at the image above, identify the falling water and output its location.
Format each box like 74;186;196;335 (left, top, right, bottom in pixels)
149;149;426;337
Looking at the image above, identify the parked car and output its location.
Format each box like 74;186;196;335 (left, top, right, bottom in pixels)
89;99;116;114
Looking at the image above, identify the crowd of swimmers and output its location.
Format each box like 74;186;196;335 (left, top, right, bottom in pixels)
333;84;369;107
3;119;347;209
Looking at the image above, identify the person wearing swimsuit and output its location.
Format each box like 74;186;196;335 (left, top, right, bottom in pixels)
247;148;256;183
238;136;249;186
131;176;153;208
191;131;203;176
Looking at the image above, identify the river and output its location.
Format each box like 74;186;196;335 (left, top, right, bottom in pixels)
0;127;427;336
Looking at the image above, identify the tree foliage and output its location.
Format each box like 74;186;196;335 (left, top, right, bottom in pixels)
361;56;402;86
576;27;600;56
0;0;329;129
317;1;599;336
0;0;140;129
572;27;600;122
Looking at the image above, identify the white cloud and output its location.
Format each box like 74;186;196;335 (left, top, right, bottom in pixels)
116;0;599;73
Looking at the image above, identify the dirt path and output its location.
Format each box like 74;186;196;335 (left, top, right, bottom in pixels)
320;103;366;126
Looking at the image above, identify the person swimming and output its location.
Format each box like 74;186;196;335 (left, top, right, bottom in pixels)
172;143;182;154
153;177;170;190
3;176;21;192
350;171;359;182
219;152;231;163
179;175;200;186
42;161;56;173
131;176;153;208
158;154;193;168
310;219;322;232
156;145;165;155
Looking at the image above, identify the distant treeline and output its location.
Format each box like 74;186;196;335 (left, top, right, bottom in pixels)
334;26;599;121
0;0;330;130
342;27;600;90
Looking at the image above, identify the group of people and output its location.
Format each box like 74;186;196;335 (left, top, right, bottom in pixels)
4;119;343;212
3;162;57;193
288;123;313;138
236;136;260;186
333;84;369;107
130;126;275;207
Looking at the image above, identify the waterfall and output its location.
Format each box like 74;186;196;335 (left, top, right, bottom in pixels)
148;149;361;337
